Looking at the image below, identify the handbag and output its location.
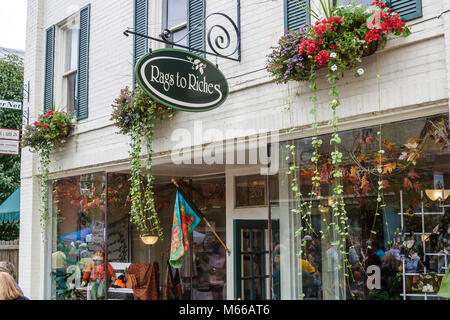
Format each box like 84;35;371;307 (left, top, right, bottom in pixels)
126;274;137;289
437;266;450;298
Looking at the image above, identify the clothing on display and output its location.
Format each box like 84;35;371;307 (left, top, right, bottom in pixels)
127;262;160;300
163;260;182;300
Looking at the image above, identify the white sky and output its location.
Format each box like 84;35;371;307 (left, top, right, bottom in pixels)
0;0;27;51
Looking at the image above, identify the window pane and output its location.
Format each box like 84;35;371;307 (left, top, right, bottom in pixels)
66;72;77;115
167;0;187;28
235;174;279;207
65;28;79;72
51;173;107;300
172;28;188;47
278;113;450;300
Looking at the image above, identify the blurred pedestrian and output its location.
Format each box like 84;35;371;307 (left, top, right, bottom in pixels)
0;261;17;281
0;272;29;300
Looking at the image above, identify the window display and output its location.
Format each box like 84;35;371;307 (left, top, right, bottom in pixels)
51;173;107;300
50;173;227;300
277;114;450;300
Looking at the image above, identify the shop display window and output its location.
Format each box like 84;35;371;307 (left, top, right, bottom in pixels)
235;174;279;207
51;173;107;300
50;173;227;300
277;114;450;300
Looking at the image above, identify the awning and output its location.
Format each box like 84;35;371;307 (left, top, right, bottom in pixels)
0;187;20;223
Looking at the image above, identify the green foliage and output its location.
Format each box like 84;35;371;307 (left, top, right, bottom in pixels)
267;1;410;83
22;110;74;151
21;110;74;233
111;85;174;239
0;221;19;241
0;54;23;203
273;1;414;299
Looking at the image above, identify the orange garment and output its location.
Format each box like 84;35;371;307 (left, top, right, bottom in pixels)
82;262;116;282
127;262;160;300
298;259;316;273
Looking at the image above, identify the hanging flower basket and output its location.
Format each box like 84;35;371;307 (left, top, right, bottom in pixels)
111;85;174;240
266;1;410;83
21;110;75;234
22;110;74;152
362;39;379;57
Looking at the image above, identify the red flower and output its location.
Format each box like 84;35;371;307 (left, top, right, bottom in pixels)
371;0;387;9
314;24;327;36
365;29;382;43
314;50;330;66
329;44;337;49
43;124;48;128
46;110;54;117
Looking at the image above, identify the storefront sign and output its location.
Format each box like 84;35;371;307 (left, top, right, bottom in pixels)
135;49;229;112
0;128;20;155
0;100;22;111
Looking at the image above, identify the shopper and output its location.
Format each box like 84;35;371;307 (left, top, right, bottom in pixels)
0;272;29;300
0;262;22;291
0;261;17;281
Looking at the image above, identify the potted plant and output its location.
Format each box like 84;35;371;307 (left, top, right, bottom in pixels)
22;110;74;232
110;85;174;240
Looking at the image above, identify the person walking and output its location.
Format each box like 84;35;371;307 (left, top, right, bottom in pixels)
0;272;29;300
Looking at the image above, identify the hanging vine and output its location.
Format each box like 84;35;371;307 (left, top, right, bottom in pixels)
110;85;174;239
267;0;412;298
22;110;74;234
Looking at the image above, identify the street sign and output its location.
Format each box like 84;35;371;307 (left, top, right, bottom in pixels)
0;100;22;111
0;128;20;155
0;128;20;140
135;49;229;112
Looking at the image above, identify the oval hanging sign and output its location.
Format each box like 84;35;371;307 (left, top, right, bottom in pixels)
135;49;229;112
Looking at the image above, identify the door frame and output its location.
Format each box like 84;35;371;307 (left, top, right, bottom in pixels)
233;219;269;300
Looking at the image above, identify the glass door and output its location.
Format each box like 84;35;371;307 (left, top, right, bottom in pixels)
234;220;279;300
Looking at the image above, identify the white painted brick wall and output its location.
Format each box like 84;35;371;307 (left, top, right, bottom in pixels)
20;0;450;299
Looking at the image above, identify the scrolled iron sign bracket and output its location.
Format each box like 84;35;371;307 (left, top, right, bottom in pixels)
124;0;241;63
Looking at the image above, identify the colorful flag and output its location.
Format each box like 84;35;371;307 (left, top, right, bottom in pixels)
169;188;203;268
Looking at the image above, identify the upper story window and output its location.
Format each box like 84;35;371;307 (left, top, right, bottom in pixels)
55;14;80;116
63;23;79;115
44;4;90;119
164;0;188;47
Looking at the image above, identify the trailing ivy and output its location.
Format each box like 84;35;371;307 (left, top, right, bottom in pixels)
269;0;413;298
22;110;74;234
111;85;174;239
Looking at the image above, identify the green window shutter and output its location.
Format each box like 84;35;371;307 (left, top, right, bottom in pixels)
387;0;422;22
43;25;55;112
284;0;310;31
134;0;148;70
188;0;205;55
77;4;91;120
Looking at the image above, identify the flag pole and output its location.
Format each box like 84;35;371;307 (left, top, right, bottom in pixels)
171;178;231;256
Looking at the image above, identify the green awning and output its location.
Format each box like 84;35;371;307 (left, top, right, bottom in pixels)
0;187;20;223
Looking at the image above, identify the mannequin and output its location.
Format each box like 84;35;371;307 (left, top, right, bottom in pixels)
81;250;115;300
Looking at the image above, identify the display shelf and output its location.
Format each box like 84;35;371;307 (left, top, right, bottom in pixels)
396;212;445;216
398;190;449;300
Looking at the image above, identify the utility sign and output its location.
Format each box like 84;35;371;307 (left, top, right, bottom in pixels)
0;128;20;155
0;100;22;111
0;140;19;155
135;49;229;112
